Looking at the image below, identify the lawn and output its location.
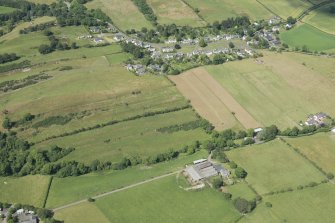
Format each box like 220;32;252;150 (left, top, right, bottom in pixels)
280;23;335;51
46;150;208;208
257;0;311;18
0;175;51;207
241;183;335;223
286;133;335;174
147;0;206;27
0;6;17;14
86;0;153;30
302;2;335;35
34;109;209;164
226;139;325;195
184;0;274;23
95;175;240;223
206;52;335;128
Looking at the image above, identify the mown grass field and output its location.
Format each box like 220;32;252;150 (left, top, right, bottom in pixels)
0;6;17;14
226;139;325;195
35;109;209;164
302;3;335;35
280;23;335;52
241;183;335;223
95;175;240;223
147;0;206;27
184;0;274;23
206;52;335;128
46;150;208;208
0;175;51;207
257;0;311;18
86;0;153;30
226;182;257;201
286;133;335;174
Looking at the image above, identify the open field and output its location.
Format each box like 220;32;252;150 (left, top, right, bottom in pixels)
257;0;311;18
35;109;209;164
226;182;257;201
0;175;51;207
241;183;335;223
46;150;208;208
0;6;17;14
50;26;91;47
206;52;335;128
170;67;260;130
184;0;274;23
54;202;110;223
302;2;335;35
147;0;206;27
86;0;153;30
280;23;335;52
226;139;325;195
95;175;240;223
286;133;335;174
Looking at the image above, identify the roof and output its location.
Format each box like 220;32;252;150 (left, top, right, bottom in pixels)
193;159;207;164
185;166;202;181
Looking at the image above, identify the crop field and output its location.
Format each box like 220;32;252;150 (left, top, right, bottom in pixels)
170;67;260;130
86;0;153;31
95;175;240;223
35;109;209;164
302;2;335;35
0;6;17;14
184;0;274;23
46;150;207;208
280;24;335;52
206;52;335;128
286;133;335;174
0;175;51;207
226;139;325;195
147;0;206;27
241;183;335;223
257;0;311;18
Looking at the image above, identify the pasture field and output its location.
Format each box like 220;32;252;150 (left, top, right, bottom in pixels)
241;183;335;223
95;175;240;223
280;23;335;52
226;182;257;200
86;0;153;30
0;6;17;14
50;26;91;47
302;2;335;35
147;0;206;27
226;139;325;195
0;175;51;207
34;109;209;164
46;150;208;208
170;68;260;130
257;0;311;18
184;0;274;23
286;133;335;174
206;52;335;128
54;202;110;223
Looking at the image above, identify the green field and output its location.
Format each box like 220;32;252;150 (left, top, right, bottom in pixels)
286;133;335;174
34;109;209;164
0;175;51;207
242;183;335;223
147;0;206;27
0;6;17;14
184;0;274;23
257;0;311;18
50;26;91;47
302;3;335;35
95;175;240;223
27;0;56;4
46;150;208;208
280;24;335;52
226;139;325;195
86;0;153;30
226;182;257;201
206;52;335;128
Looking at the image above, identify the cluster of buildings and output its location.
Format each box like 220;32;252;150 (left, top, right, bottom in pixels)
305;112;328;126
0;207;37;223
184;159;230;184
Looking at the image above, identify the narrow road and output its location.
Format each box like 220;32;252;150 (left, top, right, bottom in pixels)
52;171;179;212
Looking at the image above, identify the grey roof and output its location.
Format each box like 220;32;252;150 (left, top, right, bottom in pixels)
185;166;203;181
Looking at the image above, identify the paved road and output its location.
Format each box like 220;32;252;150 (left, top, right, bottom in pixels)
52;171;179;212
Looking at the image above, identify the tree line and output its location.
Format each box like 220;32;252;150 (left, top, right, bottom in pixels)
0;53;19;64
131;0;157;25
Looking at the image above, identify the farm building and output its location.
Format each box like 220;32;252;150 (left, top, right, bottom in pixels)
305;112;328;126
184;159;229;183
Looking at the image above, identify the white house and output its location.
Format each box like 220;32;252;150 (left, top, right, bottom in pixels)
332;128;335;134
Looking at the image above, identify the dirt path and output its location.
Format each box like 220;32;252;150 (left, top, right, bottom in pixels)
52;171;179;212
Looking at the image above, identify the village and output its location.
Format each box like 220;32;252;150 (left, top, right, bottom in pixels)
0;206;38;223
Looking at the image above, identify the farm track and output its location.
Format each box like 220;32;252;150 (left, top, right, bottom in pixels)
52;171;179;212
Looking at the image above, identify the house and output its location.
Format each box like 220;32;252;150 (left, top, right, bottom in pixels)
89;26;100;33
254;128;263;133
16;209;24;215
305;112;328;126
185;159;228;183
161;47;174;53
285;24;293;30
93;37;104;44
113;33;125;42
165;38;177;44
332;128;335;134
272;26;280;32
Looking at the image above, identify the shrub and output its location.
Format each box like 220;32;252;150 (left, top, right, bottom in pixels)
212;178;224;189
87;197;95;202
327;172;334;180
222;192;232;200
235;167;247;178
229;162;237;169
265;202;272;208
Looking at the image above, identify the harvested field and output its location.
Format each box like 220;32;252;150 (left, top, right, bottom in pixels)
169;68;260;130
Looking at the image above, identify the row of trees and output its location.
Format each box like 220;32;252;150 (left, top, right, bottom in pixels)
131;0;157;25
0;73;50;93
38;31;77;54
0;53;19;64
19;21;55;34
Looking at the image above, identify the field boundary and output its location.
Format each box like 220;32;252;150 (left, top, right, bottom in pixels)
43;176;53;208
296;0;335;21
255;0;283;19
179;0;209;25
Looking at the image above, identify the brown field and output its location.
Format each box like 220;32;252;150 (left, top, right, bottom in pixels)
169;68;260;130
